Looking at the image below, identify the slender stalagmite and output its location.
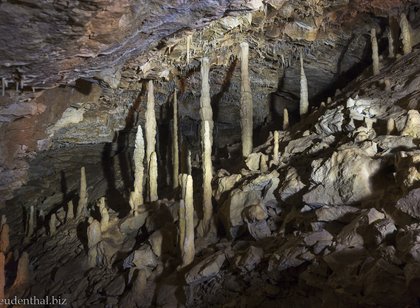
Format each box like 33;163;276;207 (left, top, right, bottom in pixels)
0;224;9;254
200;57;213;144
371;28;380;75
11;252;29;288
178;174;188;254
283;108;289;130
187;150;192;175
130;125;145;214
181;174;195;267
186;34;193;64
77;166;88;218
26;205;35;239
300;51;309;117
149;152;158;202
400;13;412;55
273;131;279;165
387;118;395;135
87;219;101;268
201;121;213;235
240;42;253;157
145;81;157;202
67;200;74;221
172;89;179;189
387;28;395;58
97;197;109;231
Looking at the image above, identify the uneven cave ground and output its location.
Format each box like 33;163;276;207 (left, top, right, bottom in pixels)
0;1;420;308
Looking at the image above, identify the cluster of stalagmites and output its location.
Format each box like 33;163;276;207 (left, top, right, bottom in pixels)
6;13;419;306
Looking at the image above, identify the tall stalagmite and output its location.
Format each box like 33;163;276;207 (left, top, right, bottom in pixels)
200;57;213;144
172;89;179;189
273;131;280;165
180;174;194;268
130;125;145;213
283;108;289;130
178;174;188;255
400;13;412;55
201;121;213;235
149;151;158;202
371;28;380;75
299;51;309;117
26;205;35;239
87;219;101;268
146;80;158;202
240;42;253;157
387;28;395;58
77;166;88;218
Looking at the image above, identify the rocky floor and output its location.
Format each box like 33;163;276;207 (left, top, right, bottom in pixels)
3;43;420;308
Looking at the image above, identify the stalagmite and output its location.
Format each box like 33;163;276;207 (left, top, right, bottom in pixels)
97;197;109;232
145;81;157;201
172;90;179;189
11;252;29;288
283;108;289;130
49;214;57;236
77;166;88;218
387;118;395;135
67;200;74;221
371;28;380;76
273;130;279;165
187;150;192;175
149;151;158;202
129;125;145;214
87;219;101;268
201;121;213;235
0;224;9;253
400;13;412;55
26;205;35;239
180;174;195;268
199;57;214;145
0;253;4;301
387;28;395;58
178;199;186;255
300;51;309;117
240;42;253;157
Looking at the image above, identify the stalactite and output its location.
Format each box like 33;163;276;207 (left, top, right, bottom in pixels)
201;121;213;235
180;174;194;268
283;108;289;130
87;219;101;268
240;42;253;157
0;224;9;254
145;81;157;202
11;252;29;288
172;89;179;189
400;13;412;55
387;28;395;58
371;28;380;76
273;130;279;165
387;118;395;135
200;57;214;145
186;34;193;64
299;51;309;117
67;200;74;221
149;151;158;202
129;125;144;214
97;197;109;232
26;205;35;239
77;166;88;218
49;214;57;236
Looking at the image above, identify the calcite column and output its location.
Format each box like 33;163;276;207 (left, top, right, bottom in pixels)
387;28;395;58
180;174;195;267
200;57;213;144
178;174;188;255
149;151;158;202
273;131;279;165
240;42;253;157
400;13;412;55
129;125;145;214
283;108;289;130
77;166;88;218
172;89;179;189
371;28;380;76
299;51;309;117
201;121;213;235
145;81;158;202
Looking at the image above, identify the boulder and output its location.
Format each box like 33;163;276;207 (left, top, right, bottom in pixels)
315;106;344;135
401;110;420;138
234;246;263;272
279;167;306;204
185;252;226;285
395;188;420;219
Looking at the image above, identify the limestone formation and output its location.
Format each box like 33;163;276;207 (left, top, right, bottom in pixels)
199;57;213;145
0;253;4;300
387;28;395;58
77;166;88;218
240;42;253;157
371;28;379;75
387;118;395;135
66;200;74;221
186;34;193;64
148;151;158;202
187;150;192;175
26;205;35;239
49;213;57;236
172;89;179;189
272;130;280;165
201;121;213;235
130;125;145;213
0;224;9;254
299;51;309;117
12;252;30;288
178;199;186;255
180;174;194;268
400;13;412;55
145;80;157;173
97;197;110;232
87;219;102;268
283;108;289;130
401;110;420;138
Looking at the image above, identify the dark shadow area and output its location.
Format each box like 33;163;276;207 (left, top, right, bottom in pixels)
75;78;93;95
